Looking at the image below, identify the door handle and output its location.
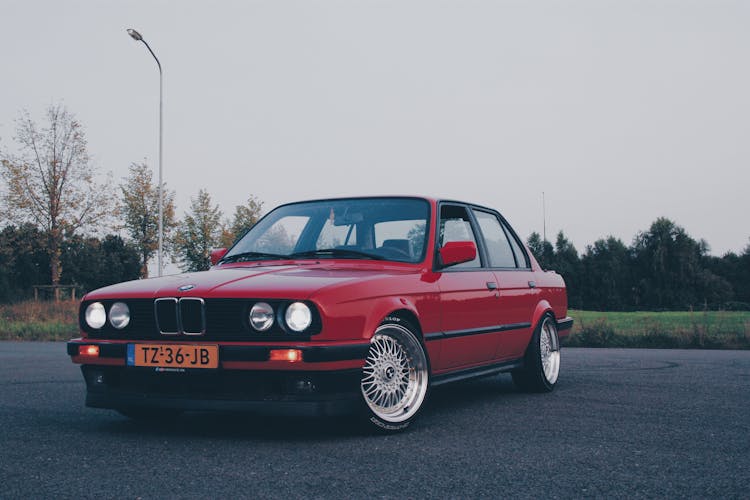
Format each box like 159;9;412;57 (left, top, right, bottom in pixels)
486;282;497;290
528;281;536;289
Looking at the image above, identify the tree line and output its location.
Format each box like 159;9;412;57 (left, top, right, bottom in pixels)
527;220;750;311
0;104;262;302
1;104;748;310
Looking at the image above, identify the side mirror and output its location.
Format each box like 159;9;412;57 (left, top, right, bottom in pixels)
438;241;477;268
210;248;228;266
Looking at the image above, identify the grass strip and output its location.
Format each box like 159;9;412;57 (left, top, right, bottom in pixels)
564;310;750;349
2;301;749;349
0;300;79;341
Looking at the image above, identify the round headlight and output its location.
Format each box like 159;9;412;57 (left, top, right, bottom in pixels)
85;302;106;329
285;302;312;332
249;302;274;331
109;302;130;329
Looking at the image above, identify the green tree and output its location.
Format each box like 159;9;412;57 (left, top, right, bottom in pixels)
551;231;582;308
219;195;263;248
703;242;747;309
174;189;224;272
0;104;112;285
580;236;632;310
632;217;727;309
61;234;141;293
0;224;49;302
119;162;176;277
739;240;750;305
527;232;554;269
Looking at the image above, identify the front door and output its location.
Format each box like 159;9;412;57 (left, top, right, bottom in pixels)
434;204;501;371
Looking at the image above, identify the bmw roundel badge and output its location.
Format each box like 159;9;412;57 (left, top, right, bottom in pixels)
178;284;196;292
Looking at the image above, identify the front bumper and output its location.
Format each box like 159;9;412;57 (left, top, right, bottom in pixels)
81;365;362;416
68;339;370;417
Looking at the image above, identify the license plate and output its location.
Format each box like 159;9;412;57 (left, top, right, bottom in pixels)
127;344;219;369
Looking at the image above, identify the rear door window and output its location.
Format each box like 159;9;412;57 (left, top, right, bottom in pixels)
472;210;516;268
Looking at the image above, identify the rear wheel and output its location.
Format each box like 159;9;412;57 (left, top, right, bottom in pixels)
359;320;429;432
512;314;560;392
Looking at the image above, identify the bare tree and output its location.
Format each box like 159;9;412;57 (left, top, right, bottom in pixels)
0;104;112;285
119;162;176;277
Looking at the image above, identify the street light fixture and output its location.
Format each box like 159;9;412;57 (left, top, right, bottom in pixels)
127;28;164;277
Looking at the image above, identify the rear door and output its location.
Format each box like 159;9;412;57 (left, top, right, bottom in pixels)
471;208;538;361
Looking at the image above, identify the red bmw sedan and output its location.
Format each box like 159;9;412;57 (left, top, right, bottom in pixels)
68;196;571;432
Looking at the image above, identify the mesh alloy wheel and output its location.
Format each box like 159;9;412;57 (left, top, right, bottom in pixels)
539;316;560;385
360;322;429;427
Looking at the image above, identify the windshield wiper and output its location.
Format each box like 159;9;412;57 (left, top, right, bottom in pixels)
220;251;290;263
289;248;385;260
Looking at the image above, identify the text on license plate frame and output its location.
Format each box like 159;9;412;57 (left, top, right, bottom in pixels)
127;344;219;369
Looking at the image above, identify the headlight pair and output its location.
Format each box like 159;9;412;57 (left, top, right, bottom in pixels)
85;300;312;333
249;301;312;333
84;302;130;330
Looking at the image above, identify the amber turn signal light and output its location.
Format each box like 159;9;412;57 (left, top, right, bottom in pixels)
269;349;303;362
78;345;100;357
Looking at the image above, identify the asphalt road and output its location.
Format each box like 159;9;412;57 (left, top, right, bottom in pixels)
1;342;748;499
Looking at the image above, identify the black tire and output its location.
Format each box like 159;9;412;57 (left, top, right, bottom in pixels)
358;318;430;433
512;313;561;393
116;407;183;422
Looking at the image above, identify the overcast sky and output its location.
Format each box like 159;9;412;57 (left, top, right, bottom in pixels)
2;0;749;258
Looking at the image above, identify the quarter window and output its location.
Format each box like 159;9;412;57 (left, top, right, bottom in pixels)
505;226;529;268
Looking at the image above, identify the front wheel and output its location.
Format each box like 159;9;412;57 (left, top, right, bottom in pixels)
512;314;561;392
359;321;429;432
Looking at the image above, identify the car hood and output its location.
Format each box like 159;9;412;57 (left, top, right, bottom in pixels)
83;263;417;301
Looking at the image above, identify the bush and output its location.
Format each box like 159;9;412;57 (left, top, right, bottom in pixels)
564;319;617;347
722;302;750;311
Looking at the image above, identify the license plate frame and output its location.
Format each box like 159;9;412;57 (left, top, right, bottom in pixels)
127;344;219;369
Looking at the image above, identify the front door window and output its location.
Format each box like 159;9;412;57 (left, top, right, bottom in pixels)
438;205;480;268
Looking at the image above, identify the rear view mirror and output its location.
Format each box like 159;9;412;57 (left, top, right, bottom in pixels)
438;241;477;267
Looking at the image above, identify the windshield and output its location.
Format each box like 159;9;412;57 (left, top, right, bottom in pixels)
223;198;430;263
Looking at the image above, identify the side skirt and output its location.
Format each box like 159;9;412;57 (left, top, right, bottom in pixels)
430;358;524;387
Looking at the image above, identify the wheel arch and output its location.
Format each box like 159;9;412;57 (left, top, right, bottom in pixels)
372;302;433;375
531;300;556;330
531;300;560;351
358;297;423;341
382;308;423;337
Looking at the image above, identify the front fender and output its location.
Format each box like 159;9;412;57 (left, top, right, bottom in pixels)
361;296;422;341
313;295;424;342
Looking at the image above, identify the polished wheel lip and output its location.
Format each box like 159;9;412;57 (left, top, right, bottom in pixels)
540;317;560;385
360;323;428;423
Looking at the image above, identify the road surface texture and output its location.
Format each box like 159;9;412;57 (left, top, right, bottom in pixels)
1;342;748;499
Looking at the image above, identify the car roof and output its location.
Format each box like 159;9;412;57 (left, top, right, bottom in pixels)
272;195;499;214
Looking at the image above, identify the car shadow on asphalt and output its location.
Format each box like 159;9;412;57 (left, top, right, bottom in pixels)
96;410;366;441
423;373;526;413
90;374;526;441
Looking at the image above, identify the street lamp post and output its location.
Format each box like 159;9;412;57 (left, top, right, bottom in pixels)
127;28;164;277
